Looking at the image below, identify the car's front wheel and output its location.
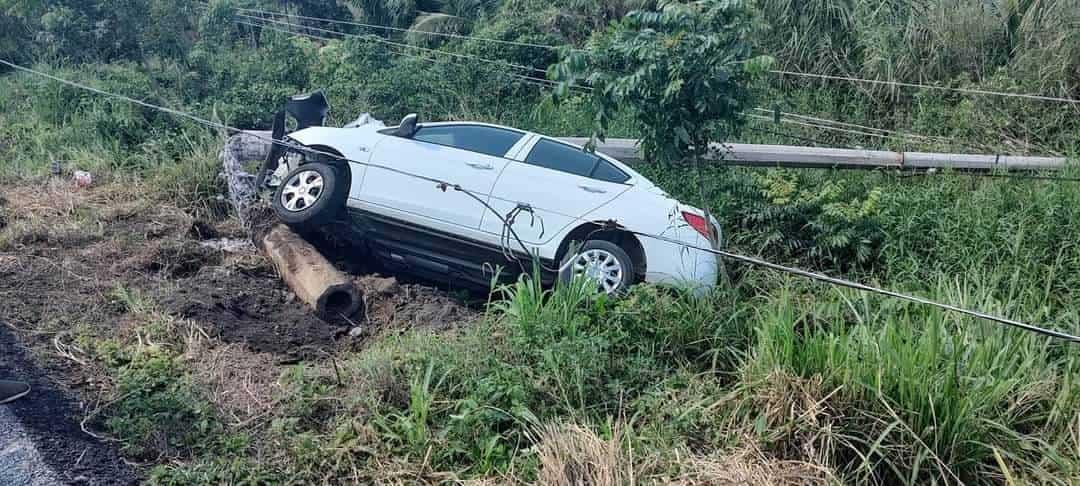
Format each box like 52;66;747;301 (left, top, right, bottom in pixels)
271;162;346;228
558;240;635;296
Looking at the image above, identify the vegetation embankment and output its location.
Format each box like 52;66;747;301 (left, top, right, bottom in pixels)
0;0;1078;483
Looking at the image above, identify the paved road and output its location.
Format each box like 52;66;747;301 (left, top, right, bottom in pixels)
0;406;63;485
0;325;138;485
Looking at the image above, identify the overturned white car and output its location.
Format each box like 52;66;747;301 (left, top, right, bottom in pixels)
261;93;719;295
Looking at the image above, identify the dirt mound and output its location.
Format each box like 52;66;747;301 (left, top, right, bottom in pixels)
158;265;347;360
354;274;476;337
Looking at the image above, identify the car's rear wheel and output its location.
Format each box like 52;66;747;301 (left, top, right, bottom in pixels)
559;240;635;296
271;162;346;228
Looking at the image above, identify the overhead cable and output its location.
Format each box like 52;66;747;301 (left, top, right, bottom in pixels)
240;12;552;77
234;6;577;52
623;229;1080;344
747;113;891;140
770;69;1080;105
752;108;954;144
236;20;563;91
4;57;1075;344
0;58;544;268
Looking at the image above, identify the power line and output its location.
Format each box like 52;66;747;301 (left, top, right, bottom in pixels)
233;6;574;52
237;12;552;78
5;57;1074;344
622;229;1080;344
747;113;892;140
231;6;1012;150
236;20;563;91
0;58;544;263
770;69;1080;105
752;108;953;144
745;125;849;148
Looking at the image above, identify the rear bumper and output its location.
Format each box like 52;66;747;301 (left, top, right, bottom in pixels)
641;225;719;295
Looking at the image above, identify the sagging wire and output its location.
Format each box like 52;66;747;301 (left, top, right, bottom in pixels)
234;17;574;92
613;223;1080;344
751;107;956;145
769;69;1080;105
5;58;1077;344
232;5;580;53
435;183;557;274
502;203;545;262
0;58;546;274
236;12;553;79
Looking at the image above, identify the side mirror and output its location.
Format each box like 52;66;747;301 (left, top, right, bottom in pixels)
394;113;419;138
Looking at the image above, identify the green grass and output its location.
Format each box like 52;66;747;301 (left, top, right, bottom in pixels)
1;2;1079;482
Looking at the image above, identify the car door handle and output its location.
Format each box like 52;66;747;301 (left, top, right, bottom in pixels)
465;162;494;170
578;184;607;194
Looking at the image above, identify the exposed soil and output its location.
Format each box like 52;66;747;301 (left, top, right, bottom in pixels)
0;177;477;476
157;265;344;360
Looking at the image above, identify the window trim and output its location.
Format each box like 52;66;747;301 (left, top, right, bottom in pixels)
524;138;632;185
406;123;526;158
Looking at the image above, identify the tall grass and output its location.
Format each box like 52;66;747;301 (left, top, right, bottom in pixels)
2;2;1079;483
744;279;1078;484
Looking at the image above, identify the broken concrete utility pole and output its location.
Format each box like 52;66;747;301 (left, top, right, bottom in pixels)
557;138;1072;172
222;131;362;318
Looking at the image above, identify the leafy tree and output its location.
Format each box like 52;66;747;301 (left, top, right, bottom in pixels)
551;0;772;249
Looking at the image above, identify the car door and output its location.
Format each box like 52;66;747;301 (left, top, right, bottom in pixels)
357;124;523;233
481;137;633;246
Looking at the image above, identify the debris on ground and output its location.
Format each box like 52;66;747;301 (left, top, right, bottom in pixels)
0;177;476;376
72;170;92;188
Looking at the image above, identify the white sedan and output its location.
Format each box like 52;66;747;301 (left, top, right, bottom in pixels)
266;110;719;295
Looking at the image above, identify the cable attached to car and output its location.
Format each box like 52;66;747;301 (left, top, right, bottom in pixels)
6;58;1075;344
619;226;1080;344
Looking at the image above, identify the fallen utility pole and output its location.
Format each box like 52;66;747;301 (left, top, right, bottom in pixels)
222;131;363;318
557;138;1072;172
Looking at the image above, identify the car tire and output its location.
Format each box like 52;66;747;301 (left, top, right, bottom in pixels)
558;240;635;296
271;162;346;228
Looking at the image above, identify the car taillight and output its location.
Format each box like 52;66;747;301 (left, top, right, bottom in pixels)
682;211;712;240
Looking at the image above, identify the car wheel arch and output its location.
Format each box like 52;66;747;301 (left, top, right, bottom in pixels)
301;144;352;195
556;222;647;282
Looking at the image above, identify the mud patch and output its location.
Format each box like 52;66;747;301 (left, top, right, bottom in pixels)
187;220;220;240
353;274;477;338
142;239;224;278
158;265;347;360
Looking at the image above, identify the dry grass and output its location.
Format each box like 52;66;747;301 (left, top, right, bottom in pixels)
533;422;631;486
672;441;835;486
531;420;835;486
738;371;842;471
182;339;284;427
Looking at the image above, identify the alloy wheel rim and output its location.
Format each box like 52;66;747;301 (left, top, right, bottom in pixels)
572;248;624;294
281;170;324;212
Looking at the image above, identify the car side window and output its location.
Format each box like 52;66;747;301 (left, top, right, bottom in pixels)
591;159;631;184
412;125;523;157
525;139;598;177
525;139;630;183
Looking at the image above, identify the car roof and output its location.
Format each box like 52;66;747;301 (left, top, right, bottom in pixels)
415;121;648;184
